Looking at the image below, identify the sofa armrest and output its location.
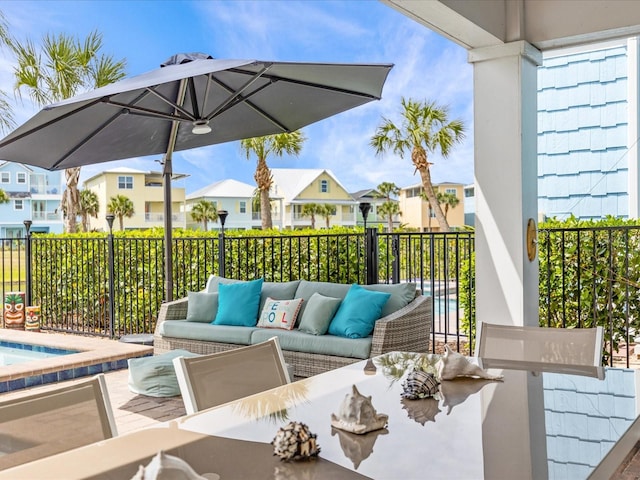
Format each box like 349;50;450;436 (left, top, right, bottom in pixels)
154;297;189;334
370;295;431;356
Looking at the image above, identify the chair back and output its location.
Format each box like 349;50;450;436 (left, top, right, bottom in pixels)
173;336;291;415
475;322;604;367
0;374;117;470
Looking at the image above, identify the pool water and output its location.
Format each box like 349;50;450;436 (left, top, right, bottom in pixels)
0;341;78;366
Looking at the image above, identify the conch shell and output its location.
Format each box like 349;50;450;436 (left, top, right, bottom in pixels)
331;385;388;434
130;451;219;480
436;345;503;381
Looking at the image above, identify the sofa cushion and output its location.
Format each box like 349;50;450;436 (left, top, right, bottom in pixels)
259;280;301;313
160;321;257;345
298;293;342;335
186;291;218;323
128;349;199;397
328;284;391;339
294;280;351;325
362;283;417;317
213;278;264;326
257;297;303;330
205;275;243;293
251;329;372;360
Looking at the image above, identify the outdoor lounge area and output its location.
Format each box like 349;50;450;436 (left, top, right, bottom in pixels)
4;1;640;478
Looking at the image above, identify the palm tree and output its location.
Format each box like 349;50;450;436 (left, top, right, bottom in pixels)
107;194;134;231
0;12;15;134
371;98;465;232
300;203;322;229
190;199;218;231
240;131;306;229
319;204;335;228
78;189;99;232
0;189;9;204
9;30;126;233
375;182;401;232
438;191;460;222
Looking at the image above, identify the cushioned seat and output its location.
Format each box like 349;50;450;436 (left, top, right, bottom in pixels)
128;350;199;397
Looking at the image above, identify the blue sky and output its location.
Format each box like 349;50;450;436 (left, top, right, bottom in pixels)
0;0;473;195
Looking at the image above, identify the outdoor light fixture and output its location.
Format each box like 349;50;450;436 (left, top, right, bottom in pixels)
106;214;115;233
218;210;228;233
359;202;371;229
192;119;211;135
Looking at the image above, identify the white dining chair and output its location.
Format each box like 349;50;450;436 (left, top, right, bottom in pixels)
0;373;117;470
173;336;291;415
475;322;604;367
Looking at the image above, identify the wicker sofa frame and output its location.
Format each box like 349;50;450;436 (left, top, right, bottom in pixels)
154;291;432;378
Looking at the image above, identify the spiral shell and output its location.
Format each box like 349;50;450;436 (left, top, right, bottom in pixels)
401;368;440;399
272;421;321;461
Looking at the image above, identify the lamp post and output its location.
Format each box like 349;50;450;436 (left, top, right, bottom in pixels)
359;202;371;229
23;220;32;306
106;214;115;338
217;210;228;277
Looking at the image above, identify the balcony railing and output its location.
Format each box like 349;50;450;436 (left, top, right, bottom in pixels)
145;213;185;223
32;211;61;221
6;224;635;365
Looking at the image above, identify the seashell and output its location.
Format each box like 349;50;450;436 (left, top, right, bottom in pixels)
271;421;321;461
436;345;504;381
331;426;388;469
330;385;388;434
439;378;495;415
401;368;440;399
130;451;219;480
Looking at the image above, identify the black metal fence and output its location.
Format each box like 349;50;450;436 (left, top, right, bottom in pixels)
1;225;638;364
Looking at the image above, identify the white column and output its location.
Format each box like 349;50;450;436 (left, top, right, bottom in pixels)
468;41;541;327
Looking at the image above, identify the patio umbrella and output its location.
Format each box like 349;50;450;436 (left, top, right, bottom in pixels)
0;53;393;301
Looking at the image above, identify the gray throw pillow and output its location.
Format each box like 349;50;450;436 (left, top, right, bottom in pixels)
298;292;342;335
186;291;218;322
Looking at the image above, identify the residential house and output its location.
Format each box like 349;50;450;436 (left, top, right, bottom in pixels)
351;188;401;231
185;179;283;230
0;162;63;236
83;167;187;231
398;182;465;232
270;168;357;229
463;184;475;227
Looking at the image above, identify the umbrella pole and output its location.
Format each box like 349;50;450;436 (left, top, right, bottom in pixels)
163;154;174;302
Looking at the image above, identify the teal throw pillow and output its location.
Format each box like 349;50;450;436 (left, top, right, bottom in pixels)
298;293;342;335
328;284;391;339
186;291;218;323
212;278;264;326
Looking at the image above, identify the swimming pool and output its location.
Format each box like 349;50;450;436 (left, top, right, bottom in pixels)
0;341;78;366
0;330;153;393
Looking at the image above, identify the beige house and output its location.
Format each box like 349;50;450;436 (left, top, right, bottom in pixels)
399;182;465;232
270;168;357;229
83;167;187;230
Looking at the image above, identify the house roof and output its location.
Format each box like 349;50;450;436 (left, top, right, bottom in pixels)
270;168;351;202
187;178;260;200
84;166;188;184
351;189;379;201
0;161;34;172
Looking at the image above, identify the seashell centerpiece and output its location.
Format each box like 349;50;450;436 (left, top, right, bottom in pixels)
401;368;440;400
130;451;219;480
436;345;504;381
272;421;321;461
331;385;388;434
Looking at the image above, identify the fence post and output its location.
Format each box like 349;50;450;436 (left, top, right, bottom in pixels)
391;234;400;284
218;232;226;277
106;215;116;339
365;228;379;285
23;220;32;306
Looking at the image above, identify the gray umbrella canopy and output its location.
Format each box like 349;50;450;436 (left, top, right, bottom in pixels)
0;54;393;300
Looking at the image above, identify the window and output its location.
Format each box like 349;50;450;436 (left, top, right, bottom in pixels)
118;176;133;189
1;172;9;183
239;201;246;213
16;172;26;184
445;188;457;197
320;179;329;193
14;199;23;211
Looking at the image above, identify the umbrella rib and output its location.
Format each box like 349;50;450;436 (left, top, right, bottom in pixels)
144;87;197;121
187;77;201;119
50;110;123;170
207;79;291;132
106;100;193;122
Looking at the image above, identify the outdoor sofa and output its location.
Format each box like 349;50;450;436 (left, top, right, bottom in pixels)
154;276;432;377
